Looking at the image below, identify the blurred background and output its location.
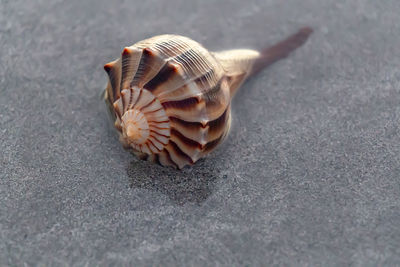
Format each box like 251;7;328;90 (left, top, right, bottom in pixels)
1;0;400;265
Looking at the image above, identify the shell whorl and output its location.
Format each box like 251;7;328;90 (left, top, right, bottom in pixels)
113;88;170;154
104;29;313;168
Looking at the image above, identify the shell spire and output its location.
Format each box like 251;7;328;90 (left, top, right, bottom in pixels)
104;28;312;168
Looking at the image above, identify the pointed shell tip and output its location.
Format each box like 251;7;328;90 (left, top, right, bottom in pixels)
143;47;153;56
122;47;132;56
104;62;113;72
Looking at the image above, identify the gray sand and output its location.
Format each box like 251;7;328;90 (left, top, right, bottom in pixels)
1;0;400;265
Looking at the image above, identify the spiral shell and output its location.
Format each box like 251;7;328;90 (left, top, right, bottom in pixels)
104;29;312;168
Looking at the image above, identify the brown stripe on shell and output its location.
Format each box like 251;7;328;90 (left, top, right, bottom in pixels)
146;139;159;153
143;62;186;96
104;60;122;102
168;105;230;144
203;110;231;153
150;129;169;138
206;106;231;141
162;96;200;109
154;68;217;104
149;40;223;99
162;97;207;123
165;141;194;169
146;111;170;123
120;47;142;90
148;121;169;129
161;78;229;123
150;132;169;146
169;116;208;144
170;128;202;161
140;98;157;111
170;128;202;149
142;105;163;114
131;48;166;88
203;134;224;153
147;135;165;151
149;125;170;139
170;48;223;99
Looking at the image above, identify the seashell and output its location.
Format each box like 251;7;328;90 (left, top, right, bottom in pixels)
104;27;312;169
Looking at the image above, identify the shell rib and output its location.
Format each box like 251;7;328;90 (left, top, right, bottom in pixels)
104;29;313;168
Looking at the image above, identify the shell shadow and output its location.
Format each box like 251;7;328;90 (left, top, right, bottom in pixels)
126;159;225;205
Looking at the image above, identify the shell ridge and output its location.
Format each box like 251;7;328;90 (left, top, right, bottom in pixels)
120;47;142;90
165;141;194;169
104;59;122;102
131;48;167;87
